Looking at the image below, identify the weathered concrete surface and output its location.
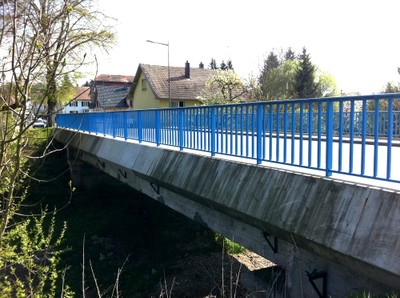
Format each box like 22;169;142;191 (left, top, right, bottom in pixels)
55;129;400;297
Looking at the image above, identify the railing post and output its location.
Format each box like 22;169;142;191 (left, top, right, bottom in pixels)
256;104;263;164
123;112;128;140
156;110;161;146
112;113;116;138
103;113;106;136
387;98;393;180
138;111;143;143
211;108;216;157
178;109;184;150
325;100;333;176
87;113;91;134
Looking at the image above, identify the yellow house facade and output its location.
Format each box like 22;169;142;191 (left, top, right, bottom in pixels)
131;61;217;109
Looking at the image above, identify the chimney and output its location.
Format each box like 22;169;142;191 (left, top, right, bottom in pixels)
185;60;190;79
199;62;204;69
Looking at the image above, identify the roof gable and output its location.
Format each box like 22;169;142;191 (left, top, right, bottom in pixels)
74;87;90;101
133;63;217;100
96;85;129;109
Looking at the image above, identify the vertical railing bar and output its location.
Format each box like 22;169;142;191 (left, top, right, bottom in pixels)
195;110;199;149
262;105;266;160
387;98;393;180
138;111;142;143
257;104;263;164
155;110;160;146
308;102;313;167
210;108;216;156
373;98;379;177
283;103;288;164
252;106;255;158
317;102;322;169
299;102;304;166
112;113;116;138
219;108;223;153
361;99;367;175
201;108;205;150
338;101;343;171
179;109;184;150
240;107;244;157
291;103;295;165
269;104;273;161
235;107;238;155
225;106;229;154
102;113;106;136
326;99;334;177
246;106;249;157
276;103;280;162
349;100;355;173
123;112;128;140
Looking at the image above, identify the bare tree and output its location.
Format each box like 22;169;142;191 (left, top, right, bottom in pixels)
0;0;114;294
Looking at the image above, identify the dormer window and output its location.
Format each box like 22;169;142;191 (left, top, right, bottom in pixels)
141;79;147;91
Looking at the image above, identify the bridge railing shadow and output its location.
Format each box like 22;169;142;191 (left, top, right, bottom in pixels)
56;93;400;184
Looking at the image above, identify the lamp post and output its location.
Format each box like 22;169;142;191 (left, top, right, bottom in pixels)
146;39;171;108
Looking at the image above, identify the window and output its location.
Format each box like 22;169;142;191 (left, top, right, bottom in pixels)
69;101;78;107
82;101;90;107
141;79;147;91
172;101;185;108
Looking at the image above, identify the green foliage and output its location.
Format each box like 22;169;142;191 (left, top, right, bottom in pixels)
317;71;339;97
0;209;72;297
259;58;298;101
257;47;338;101
215;233;246;254
57;74;75;104
0;126;72;296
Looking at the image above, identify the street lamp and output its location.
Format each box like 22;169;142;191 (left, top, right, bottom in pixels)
146;39;171;108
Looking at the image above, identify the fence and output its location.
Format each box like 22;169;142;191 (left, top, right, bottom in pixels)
56;93;400;184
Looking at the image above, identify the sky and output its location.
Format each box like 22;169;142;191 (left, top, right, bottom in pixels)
90;0;400;95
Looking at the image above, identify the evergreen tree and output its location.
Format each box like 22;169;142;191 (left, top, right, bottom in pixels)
294;47;319;98
265;51;280;72
258;51;282;100
284;47;296;61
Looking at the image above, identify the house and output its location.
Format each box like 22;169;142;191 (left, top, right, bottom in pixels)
62;86;91;114
131;61;217;109
90;74;134;111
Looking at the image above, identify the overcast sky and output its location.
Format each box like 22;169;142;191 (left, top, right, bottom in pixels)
91;0;400;95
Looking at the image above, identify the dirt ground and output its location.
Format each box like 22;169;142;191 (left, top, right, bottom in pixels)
146;251;275;298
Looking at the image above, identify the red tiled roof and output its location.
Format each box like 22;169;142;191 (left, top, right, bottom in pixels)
95;74;134;83
134;64;217;100
74;87;90;101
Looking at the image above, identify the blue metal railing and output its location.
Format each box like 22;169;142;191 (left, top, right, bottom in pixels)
56;94;400;184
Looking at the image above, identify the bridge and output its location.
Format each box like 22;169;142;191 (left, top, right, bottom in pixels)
55;94;400;297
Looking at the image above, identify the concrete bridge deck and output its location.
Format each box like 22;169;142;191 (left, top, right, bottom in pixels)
55;128;400;297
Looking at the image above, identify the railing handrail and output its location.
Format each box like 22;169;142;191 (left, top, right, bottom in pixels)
56;93;400;185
